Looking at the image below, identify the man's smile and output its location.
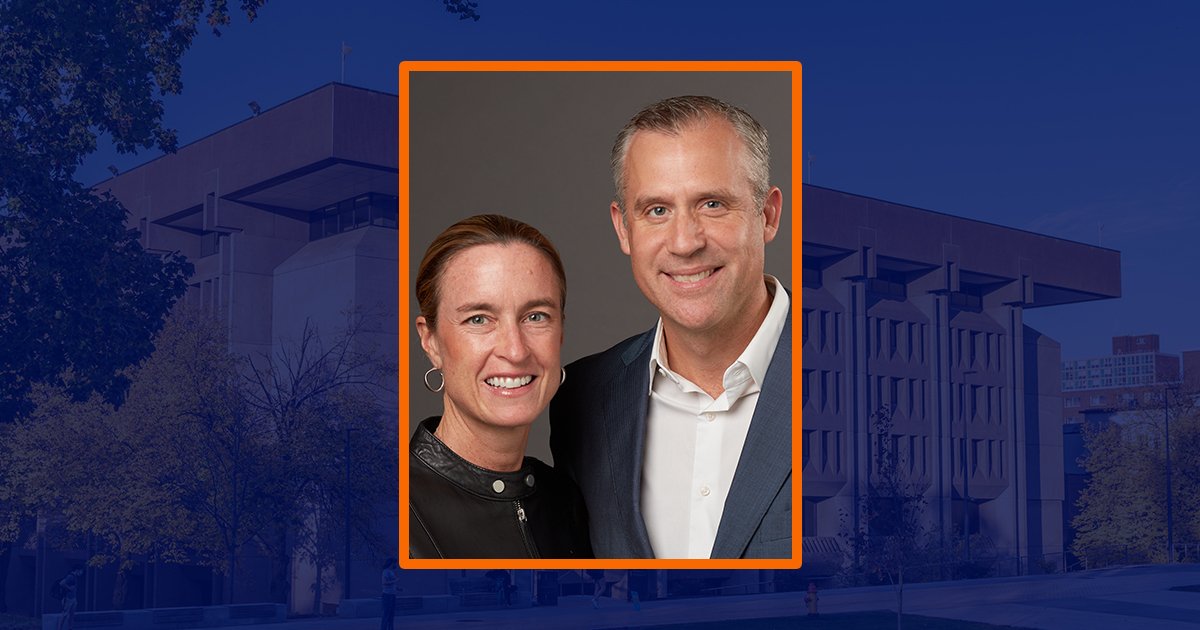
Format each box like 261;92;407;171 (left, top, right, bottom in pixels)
669;268;714;282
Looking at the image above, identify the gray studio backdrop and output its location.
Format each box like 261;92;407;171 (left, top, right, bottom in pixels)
407;70;794;463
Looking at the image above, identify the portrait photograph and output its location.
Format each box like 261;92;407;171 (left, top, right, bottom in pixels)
401;62;799;567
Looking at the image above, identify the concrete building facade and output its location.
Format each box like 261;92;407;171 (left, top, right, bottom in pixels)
801;185;1121;572
107;83;401;612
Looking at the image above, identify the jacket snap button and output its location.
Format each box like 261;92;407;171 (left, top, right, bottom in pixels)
492;480;505;493
525;474;535;487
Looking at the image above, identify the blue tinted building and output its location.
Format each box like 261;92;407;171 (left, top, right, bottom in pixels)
801;185;1121;574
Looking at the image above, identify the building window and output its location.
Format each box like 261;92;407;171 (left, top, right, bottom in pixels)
951;281;987;312
354;195;370;227
949;291;982;311
371;194;398;228
802;256;821;288
868;269;907;301
200;231;220;257
309;193;399;240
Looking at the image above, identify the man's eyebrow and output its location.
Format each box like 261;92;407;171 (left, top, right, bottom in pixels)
631;194;671;210
631;189;742;210
522;298;560;311
455;302;496;313
697;188;740;202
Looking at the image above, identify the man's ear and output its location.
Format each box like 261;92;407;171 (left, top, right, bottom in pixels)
761;186;783;244
610;201;632;256
415;316;442;368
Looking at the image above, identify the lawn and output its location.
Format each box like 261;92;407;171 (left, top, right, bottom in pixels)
616;610;1033;629
0;614;37;630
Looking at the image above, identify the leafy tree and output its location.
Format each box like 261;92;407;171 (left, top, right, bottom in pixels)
0;187;192;419
2;310;267;607
0;0;267;420
443;0;481;21
1;307;395;606
1072;388;1200;567
0;0;265;610
5;385;198;609
120;307;281;603
105;307;394;605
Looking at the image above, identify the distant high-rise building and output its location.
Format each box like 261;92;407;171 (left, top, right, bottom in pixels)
1061;335;1185;423
1183;350;1200;390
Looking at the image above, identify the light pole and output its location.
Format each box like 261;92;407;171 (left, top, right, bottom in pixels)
961;436;971;562
1164;386;1175;563
344;427;354;598
962;370;978;563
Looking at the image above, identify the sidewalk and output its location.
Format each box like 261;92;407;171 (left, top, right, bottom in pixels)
255;564;1200;630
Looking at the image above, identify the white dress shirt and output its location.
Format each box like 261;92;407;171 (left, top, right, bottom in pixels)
641;275;789;558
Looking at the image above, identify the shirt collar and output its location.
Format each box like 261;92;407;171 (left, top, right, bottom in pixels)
647;275;790;396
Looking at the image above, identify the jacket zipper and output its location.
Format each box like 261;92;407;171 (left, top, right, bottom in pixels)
514;499;540;558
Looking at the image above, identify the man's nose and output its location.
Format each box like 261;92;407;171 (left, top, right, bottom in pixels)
666;210;705;257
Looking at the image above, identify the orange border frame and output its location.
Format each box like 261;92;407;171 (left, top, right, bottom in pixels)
398;60;802;570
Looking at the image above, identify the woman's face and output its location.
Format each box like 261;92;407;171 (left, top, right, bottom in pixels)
417;243;564;431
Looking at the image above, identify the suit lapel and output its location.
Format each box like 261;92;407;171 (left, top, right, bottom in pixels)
601;329;656;557
710;312;793;558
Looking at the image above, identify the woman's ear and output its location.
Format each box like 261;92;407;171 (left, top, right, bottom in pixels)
415;316;442;368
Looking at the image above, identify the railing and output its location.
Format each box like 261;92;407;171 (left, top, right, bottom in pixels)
699;579;779;596
1172;542;1200;563
832;551;1074;588
1068;542;1200;570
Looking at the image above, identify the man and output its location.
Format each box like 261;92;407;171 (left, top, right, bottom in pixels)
379;558;398;630
551;95;791;559
56;569;83;630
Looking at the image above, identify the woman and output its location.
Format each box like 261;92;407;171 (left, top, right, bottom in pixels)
410;214;591;558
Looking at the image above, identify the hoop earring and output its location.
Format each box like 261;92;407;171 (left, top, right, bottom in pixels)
560;367;567;386
423;367;444;393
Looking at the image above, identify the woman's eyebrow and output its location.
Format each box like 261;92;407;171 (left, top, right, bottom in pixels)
454;298;558;313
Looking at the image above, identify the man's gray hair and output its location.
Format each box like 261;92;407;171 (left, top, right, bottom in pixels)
610;95;770;213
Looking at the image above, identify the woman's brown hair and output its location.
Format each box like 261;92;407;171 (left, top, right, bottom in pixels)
415;214;566;328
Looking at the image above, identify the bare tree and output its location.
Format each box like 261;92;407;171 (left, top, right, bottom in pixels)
841;405;941;630
243;310;396;605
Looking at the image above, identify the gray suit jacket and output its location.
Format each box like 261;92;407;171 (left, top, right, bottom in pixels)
550;310;792;558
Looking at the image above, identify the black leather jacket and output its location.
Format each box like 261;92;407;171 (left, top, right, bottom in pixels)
409;417;592;559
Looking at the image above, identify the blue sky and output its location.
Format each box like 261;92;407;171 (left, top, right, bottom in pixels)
80;1;1200;360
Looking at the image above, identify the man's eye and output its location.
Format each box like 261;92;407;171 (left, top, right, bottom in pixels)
467;315;487;325
704;200;722;209
648;206;668;217
527;312;548;322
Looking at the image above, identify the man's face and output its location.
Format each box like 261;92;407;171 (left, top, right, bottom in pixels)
611;118;781;338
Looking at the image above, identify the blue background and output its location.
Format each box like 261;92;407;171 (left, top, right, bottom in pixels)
78;0;1200;360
